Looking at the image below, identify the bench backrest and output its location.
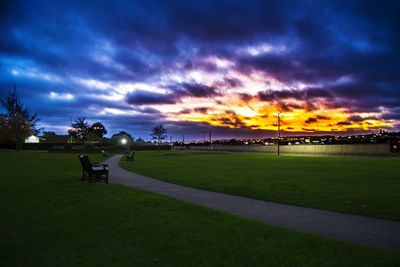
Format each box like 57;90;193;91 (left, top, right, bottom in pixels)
78;155;92;172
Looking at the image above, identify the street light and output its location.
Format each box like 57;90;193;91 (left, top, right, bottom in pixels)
277;112;281;156
120;138;127;145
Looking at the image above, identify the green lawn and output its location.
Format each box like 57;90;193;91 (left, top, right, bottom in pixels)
1;151;399;266
120;151;400;221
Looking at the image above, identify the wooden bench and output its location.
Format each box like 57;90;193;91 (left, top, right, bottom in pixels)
126;152;135;161
100;149;109;157
78;155;109;184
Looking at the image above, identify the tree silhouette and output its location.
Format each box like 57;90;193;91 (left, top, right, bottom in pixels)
151;124;167;150
111;131;134;144
135;137;145;143
68;117;89;143
111;131;133;140
90;122;107;138
0;85;39;150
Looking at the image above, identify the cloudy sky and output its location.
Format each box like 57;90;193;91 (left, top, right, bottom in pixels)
1;0;399;140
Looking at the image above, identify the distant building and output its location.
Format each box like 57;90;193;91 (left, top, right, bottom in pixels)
25;135;40;143
86;132;101;143
41;132;76;143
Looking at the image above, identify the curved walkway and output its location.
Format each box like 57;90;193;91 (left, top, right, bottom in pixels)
103;155;400;251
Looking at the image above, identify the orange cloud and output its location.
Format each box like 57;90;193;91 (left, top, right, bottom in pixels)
168;94;393;133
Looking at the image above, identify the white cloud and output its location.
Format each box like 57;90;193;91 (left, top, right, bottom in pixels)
49;91;74;100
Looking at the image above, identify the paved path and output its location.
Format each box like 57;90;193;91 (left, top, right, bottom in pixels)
103;155;400;251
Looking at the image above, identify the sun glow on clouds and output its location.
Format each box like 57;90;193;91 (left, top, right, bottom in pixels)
16;44;393;134
8;38;393;135
74;50;392;134
7;29;388;135
2;0;399;138
171;99;393;133
147;61;393;133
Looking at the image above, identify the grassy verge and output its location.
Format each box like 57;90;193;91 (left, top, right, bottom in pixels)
1;151;399;266
120;151;400;221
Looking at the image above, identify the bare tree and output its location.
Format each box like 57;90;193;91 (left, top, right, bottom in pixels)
0;85;39;150
151;124;167;150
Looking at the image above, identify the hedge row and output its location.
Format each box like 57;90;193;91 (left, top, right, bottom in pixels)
0;143;172;151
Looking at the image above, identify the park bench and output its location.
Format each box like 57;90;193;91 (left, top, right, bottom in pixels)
78;155;109;184
100;149;109;157
127;151;135;161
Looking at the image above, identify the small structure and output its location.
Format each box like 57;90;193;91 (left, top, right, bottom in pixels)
25;135;40;143
42;132;74;143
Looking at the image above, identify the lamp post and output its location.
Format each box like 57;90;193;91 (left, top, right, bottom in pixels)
120;138;128;153
120;138;127;145
277;112;281;156
209;126;212;150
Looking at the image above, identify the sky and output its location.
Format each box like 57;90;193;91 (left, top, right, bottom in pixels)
1;0;399;141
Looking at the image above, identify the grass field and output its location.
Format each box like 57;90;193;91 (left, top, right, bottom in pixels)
1;151;400;266
120;151;400;221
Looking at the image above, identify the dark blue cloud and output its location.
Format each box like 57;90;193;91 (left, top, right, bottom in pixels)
125;82;220;106
126;90;177;105
174;83;220;98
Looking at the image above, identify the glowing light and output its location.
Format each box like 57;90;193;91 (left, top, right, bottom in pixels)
120;138;127;145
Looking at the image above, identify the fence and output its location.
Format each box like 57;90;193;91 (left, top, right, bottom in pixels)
185;143;394;156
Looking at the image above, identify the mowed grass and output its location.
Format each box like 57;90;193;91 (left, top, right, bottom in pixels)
121;151;400;221
1;151;400;266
